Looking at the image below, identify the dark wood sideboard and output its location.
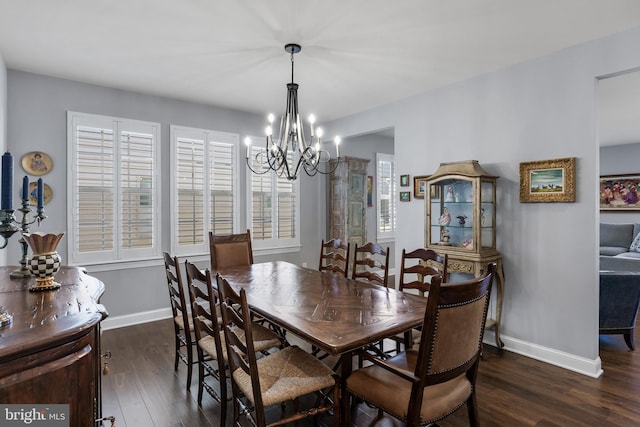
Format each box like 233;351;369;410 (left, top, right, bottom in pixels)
0;266;108;426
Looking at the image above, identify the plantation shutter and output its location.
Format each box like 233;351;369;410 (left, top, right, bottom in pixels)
377;154;395;238
68;112;160;264
210;141;234;235
250;147;273;240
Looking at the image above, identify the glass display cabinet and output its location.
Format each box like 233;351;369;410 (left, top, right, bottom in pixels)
425;160;505;347
426;160;497;254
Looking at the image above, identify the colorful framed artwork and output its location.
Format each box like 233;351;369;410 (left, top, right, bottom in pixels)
413;175;429;199
22;151;53;176
367;176;373;207
519;157;576;203
400;174;410;187
400;191;411;202
600;174;640;211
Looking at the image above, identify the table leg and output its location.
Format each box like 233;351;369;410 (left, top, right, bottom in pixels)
339;351;353;426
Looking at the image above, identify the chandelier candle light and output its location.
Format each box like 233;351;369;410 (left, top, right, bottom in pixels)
245;43;341;181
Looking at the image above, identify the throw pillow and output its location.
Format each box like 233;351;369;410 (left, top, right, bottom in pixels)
630;232;640;252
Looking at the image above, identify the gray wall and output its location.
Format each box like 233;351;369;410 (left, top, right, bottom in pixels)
600;143;640;224
6;71;325;319
321;25;640;375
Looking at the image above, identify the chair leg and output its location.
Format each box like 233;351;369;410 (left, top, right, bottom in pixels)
624;331;635;350
186;340;193;391
197;358;204;405
219;363;227;427
466;392;480;427
173;329;180;371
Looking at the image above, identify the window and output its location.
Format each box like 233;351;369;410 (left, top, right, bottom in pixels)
67;112;161;265
170;126;239;255
247;143;300;251
377;153;396;240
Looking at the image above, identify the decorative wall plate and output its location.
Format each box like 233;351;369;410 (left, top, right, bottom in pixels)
22;151;53;176
29;182;53;206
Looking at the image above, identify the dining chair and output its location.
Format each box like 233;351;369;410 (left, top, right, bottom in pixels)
209;229;254;270
395;247;449;351
345;263;497;427
210;229;289;339
184;261;230;426
399;247;448;295
217;275;340;427
351;242;391;360
318;238;350;278
351;242;390;288
162;252;195;391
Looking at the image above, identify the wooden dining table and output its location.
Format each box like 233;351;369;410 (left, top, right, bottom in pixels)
215;260;428;422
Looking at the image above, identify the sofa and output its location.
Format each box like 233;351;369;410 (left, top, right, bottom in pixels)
599;271;640;349
599;223;640;272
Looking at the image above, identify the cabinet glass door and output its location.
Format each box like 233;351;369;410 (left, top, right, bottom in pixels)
430;178;474;249
480;181;495;249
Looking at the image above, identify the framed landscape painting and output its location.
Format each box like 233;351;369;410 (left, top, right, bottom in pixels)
600;174;640;211
519;157;576;203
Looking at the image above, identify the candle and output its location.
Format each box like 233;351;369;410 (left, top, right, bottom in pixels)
37;178;44;210
1;152;13;210
22;175;29;203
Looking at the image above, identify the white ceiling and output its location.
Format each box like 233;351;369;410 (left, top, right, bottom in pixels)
2;0;640;124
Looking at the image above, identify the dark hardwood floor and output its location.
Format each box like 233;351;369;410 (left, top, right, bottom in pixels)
101;318;640;426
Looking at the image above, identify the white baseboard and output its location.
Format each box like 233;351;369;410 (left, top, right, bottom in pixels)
101;308;172;331
484;330;603;378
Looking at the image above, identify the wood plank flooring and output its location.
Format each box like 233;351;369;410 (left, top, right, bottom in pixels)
100;318;640;426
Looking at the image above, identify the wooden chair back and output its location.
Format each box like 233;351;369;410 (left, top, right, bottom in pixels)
351;242;390;287
399;248;448;296
184;261;223;359
318;238;350;278
209;229;253;270
217;275;268;423
184;260;228;416
162;252;194;390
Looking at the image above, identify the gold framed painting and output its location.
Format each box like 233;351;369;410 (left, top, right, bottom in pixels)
22;151;53;176
519;157;576;203
413;175;429;199
600;174;640;211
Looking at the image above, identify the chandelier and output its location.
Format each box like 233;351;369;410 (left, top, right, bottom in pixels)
245;43;341;181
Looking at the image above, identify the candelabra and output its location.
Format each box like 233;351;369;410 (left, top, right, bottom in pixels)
0;199;47;279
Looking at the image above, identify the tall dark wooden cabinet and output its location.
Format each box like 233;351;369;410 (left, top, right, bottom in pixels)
0;267;108;426
328;156;370;248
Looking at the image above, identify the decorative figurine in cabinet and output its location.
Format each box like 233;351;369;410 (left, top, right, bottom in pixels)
425;160;505;348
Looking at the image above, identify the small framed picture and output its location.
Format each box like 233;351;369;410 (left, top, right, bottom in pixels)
413;175;429;199
400;191;411;202
400;174;410;187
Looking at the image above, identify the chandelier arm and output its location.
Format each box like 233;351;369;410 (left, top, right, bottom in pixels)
246;152;276;175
